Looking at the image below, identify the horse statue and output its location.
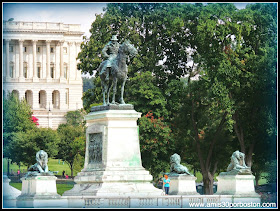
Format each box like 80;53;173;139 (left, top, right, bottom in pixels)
97;40;137;105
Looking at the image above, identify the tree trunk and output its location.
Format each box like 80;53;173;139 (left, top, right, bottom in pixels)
246;141;255;167
203;173;214;195
232;112;246;153
7;159;10;176
70;165;74;177
190;91;224;196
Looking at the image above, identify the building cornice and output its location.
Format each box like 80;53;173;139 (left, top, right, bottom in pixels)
3;29;84;35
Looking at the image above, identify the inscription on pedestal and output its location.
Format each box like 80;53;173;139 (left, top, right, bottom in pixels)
88;133;103;164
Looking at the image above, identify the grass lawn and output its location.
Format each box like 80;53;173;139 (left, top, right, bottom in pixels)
10;183;74;196
3;158;80;176
4;158;269;185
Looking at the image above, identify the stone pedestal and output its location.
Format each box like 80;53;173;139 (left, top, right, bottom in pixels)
168;174;199;195
3;174;21;208
16;175;67;208
63;105;162;198
215;173;259;196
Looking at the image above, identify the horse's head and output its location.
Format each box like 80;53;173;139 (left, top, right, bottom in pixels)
119;40;138;58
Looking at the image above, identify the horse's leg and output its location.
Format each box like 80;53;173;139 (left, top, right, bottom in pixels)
120;78;126;104
111;77;118;104
107;78;113;104
101;80;107;105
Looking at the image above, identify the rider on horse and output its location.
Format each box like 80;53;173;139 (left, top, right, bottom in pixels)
101;35;120;81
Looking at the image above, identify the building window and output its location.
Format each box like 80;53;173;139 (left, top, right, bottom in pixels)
52;90;60;109
37;67;41;78
9;46;13;52
51;67;54;78
63;47;67;54
9;65;14;78
37;47;40;53
23;64;28;78
52;92;54;105
23;46;27;52
65;92;68;104
64;65;68;79
50;47;54;53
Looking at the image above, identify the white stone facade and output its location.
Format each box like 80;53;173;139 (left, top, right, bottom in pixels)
3;20;84;129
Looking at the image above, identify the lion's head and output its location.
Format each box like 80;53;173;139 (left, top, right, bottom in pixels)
232;150;245;160
170;153;181;165
36;150;48;168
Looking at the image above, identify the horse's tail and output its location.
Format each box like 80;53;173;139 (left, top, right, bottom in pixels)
97;61;105;75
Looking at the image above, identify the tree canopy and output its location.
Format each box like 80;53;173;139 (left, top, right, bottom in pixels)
78;3;277;194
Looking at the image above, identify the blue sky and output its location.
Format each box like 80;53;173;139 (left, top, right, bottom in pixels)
3;2;252;38
3;3;106;37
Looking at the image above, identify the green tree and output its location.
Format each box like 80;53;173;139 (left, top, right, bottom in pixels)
82;76;103;112
126;71;168;118
56;109;86;177
82;77;95;92
177;3;277;194
169;3;240;194
139;111;176;178
78;3;276;194
7;128;60;168
3;93;37;174
228;3;277;169
3;93;37;134
77;3;195;108
56;124;85;177
65;109;87;127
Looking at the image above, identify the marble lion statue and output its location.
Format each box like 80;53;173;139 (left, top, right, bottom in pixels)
170;153;192;175
28;150;49;173
226;150;250;172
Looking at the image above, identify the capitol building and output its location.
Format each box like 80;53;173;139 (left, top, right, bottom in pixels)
3;20;84;129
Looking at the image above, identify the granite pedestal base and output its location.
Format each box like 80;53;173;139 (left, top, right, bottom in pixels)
16;175;67;208
3;174;21;208
168;174;199;195
63;107;162;198
215;173;259;196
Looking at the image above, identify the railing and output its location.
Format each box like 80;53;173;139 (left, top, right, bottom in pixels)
4;77;61;83
81;195;261;208
3;21;81;32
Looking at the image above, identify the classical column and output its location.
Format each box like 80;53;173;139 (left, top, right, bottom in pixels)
19;39;24;80
59;40;64;79
68;41;73;80
46;40;51;79
5;39;11;79
75;42;82;80
32;90;40;109
46;90;53;111
19;90;25;101
60;89;66;110
32;40;38;79
55;42;60;79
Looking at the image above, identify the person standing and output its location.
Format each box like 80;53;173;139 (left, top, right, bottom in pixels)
163;174;171;195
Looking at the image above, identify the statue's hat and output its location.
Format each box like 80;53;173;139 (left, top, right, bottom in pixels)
111;35;118;41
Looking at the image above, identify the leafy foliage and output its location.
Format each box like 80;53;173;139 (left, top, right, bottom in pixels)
3;93;37;134
56;110;86;176
7;128;60;167
56;124;85;177
77;3;276;192
126;71;168;118
139;111;175;178
64;109;87;127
